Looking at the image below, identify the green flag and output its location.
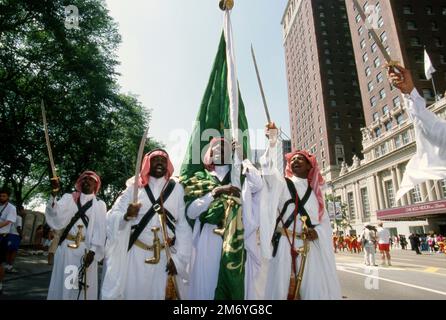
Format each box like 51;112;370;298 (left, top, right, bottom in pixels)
179;32;250;180
180;28;250;300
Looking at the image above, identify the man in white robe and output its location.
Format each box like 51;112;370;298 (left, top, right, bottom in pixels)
259;126;341;300
184;138;262;300
101;149;191;300
387;65;446;200
46;171;107;300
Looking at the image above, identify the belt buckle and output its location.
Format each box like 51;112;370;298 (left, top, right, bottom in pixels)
153;204;161;213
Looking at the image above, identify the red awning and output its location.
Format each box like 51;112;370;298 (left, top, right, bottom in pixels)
377;200;446;221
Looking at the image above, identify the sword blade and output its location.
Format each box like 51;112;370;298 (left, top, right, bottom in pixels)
250;44;272;123
352;0;392;64
41;100;57;178
133;127;149;203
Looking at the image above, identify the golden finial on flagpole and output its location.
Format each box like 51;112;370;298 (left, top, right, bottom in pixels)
219;0;234;11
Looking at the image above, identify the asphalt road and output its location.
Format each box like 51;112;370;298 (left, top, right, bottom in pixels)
336;249;446;300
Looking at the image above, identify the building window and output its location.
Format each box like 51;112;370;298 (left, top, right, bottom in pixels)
385;121;392;131
370;96;377;107
380;31;387;43
407;21;417;30
410;37;422;47
379;89;386;99
396;114;404;125
435;38;444;47
393;96;401;107
441;179;446;198
376;72;383;83
426;6;433;15
360;39;366;49
374;127;382;138
363;52;369;62
373;112;379;121
371;42;378;53
365;66;371;77
378;16;384;28
411;185;422;203
347;192;355;221
358;26;364;36
402;131;410;144
331;100;337;107
385;180;396;207
355;14;361;23
394;135;402;148
361;188;371;221
432;22;439;31
368;81;374;92
374;57;381;68
403;6;413;15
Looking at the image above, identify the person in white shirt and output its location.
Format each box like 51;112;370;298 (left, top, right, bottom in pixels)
4;205;23;273
376;222;391;266
0;188;17;294
46;171;107;300
361;225;377;267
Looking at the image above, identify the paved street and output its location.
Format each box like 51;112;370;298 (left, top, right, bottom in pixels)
336;249;446;300
0;248;445;300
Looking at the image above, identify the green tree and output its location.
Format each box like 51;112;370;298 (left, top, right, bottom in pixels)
0;0;161;208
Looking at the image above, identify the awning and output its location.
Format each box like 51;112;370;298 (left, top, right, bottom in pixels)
377;200;446;221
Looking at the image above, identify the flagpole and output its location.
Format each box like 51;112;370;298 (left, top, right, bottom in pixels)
431;77;438;102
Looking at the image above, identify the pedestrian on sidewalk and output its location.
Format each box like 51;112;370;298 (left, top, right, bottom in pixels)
377;222;391;266
4;205;24;273
361;225;378;266
409;233;421;255
0;187;17;294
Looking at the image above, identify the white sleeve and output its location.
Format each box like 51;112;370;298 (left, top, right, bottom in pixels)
404;88;446;148
170;185;192;281
186;193;214;220
45;193;74;230
5;206;17;224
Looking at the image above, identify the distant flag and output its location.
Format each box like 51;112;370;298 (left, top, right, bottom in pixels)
424;49;436;80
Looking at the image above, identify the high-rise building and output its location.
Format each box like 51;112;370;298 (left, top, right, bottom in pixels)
345;0;446;135
281;0;366;181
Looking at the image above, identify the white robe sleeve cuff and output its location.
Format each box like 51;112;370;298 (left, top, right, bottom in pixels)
186;193;214;220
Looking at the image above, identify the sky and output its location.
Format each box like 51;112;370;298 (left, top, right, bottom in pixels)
105;0;290;172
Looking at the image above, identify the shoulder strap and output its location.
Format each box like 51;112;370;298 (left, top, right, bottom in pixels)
0;203;8;218
58;199;93;246
277;179;314;230
128;179;176;251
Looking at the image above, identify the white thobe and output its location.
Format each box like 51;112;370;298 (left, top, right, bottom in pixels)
45;193;107;300
101;177;191;300
397;89;446;199
187;163;263;300
259;147;341;300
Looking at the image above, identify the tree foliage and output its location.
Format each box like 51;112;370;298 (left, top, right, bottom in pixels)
0;0;161;208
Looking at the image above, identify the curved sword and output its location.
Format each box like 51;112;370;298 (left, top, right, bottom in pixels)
250;44;271;124
351;0;397;66
133;127;149;204
41;100;58;180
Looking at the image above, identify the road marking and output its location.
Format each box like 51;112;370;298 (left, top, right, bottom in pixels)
337;267;446;296
336;256;446;273
425;267;439;273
